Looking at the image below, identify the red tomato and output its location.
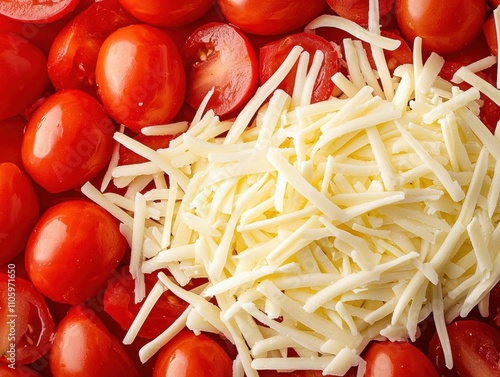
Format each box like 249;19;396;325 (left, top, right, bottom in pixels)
104;267;204;339
0;364;43;377
119;134;177;166
48;0;137;97
360;30;412;72
217;0;326;36
50;305;141;377
260;32;340;103
326;0;396;26
364;340;439;377
484;14;498;56
0;163;40;265
0;33;48;121
96;24;186;133
489;281;500;328
118;0;213;27
25;200;127;304
0;274;55;365
21;89;115;193
0;116;26;168
152;330;232;377
0;0;80;23
395;0;486;55
490;0;500;6
428;320;500;377
181;22;259;116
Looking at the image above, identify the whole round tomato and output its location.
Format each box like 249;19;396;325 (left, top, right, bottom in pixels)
364;340;439;377
326;0;396;26
153;330;232;377
50;305;141;377
0;275;55;365
217;0;326;36
0;33;48;121
25;200;127;304
118;0;213;27
395;0;486;55
0;163;40;265
21;89;115;193
96;24;186;133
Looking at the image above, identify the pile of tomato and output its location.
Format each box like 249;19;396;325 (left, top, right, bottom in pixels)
2;0;500;376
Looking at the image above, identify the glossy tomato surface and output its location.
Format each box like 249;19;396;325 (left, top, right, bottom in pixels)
182;22;258;116
0;274;55;365
50;305;141;377
96;24;186;133
217;0;326;36
395;0;486;55
0;33;48;121
0;0;80;23
152;330;232;377
0;163;40;265
25;200;127;304
21;89;115;193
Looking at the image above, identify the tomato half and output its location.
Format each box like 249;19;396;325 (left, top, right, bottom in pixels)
326;0;396;26
0;275;55;365
0;163;40;265
25;200;127;304
152;330;232;377
217;0;326;36
364;340;439;377
181;22;259;116
429;320;500;377
395;0;486;55
50;305;141;377
117;0;213;27
21;89;115;193
260;32;340;104
48;0;137;97
0;33;48;121
0;0;80;23
96;24;186;133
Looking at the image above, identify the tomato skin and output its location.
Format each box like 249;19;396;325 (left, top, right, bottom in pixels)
152;330;232;377
182;22;259;116
0;0;80;23
0;116;26;168
21;89;115;193
395;0;486;55
326;0;396;26
96;24;186;133
50;305;141;377
0;33;48;121
0;163;40;266
484;14;498;56
260;32;340;103
48;0;137;97
0;275;55;366
217;0;326;36
25;200;127;304
429;320;500;377
118;0;213;27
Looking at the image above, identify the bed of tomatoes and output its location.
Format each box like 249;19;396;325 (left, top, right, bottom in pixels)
2;0;500;376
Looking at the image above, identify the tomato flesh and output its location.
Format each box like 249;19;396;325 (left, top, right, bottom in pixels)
0;0;80;23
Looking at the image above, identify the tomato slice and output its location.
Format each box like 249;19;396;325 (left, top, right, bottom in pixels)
429;320;500;377
0;0;80;23
181;22;259;117
260;32;340;103
326;0;396;26
0;274;55;365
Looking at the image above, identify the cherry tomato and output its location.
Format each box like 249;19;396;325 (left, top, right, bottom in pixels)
361;30;412;72
50;305;141;377
364;340;439;377
260;32;340;103
484;14;498;56
0;116;26;168
326;0;396;26
25;200;127;304
0;364;43;377
0;163;40;265
0;33;48;121
395;0;486;55
21;89;115;193
489;281;500;328
0;275;55;365
118;0;213;27
96;24;186;133
181;22;259;116
48;0;137;97
217;0;326;36
152;330;232;377
0;0;80;23
118;134;177;166
489;0;500;6
429;320;500;377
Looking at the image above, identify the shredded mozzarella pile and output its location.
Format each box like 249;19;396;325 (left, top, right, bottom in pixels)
82;12;500;377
